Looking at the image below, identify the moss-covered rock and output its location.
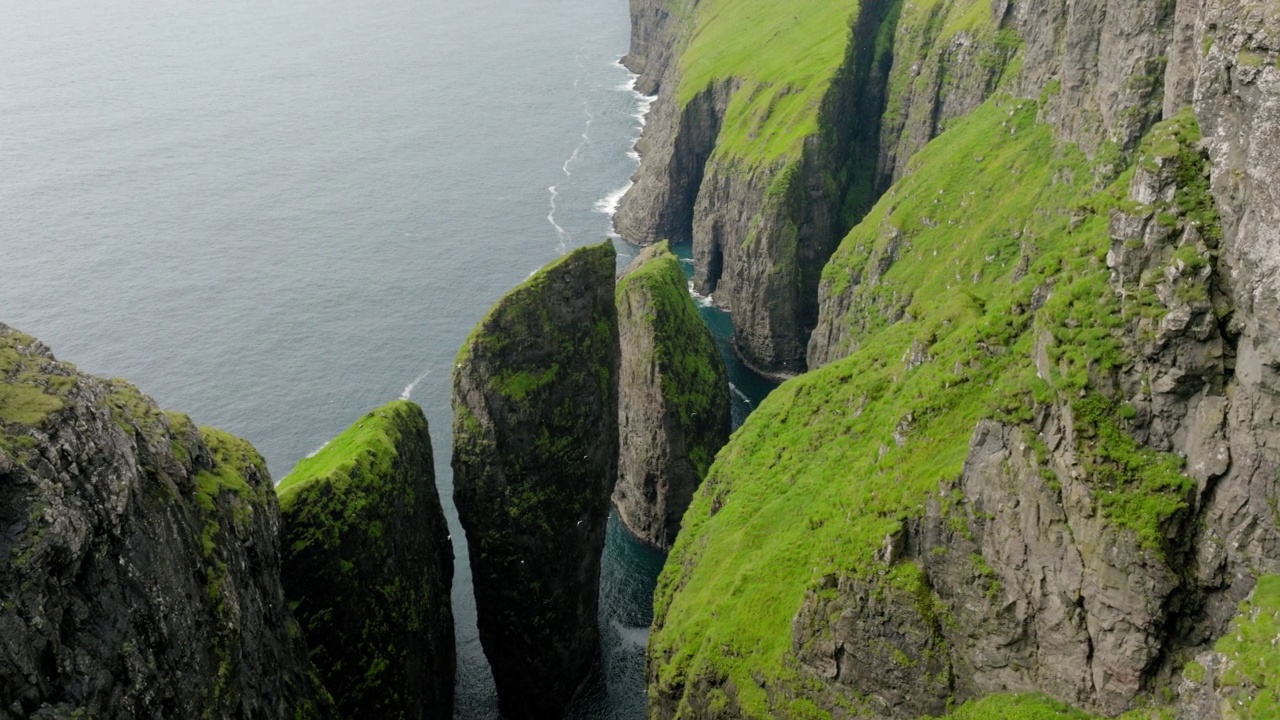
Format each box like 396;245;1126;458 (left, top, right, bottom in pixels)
276;400;454;720
1177;575;1280;720
614;241;730;549
451;241;620;719
0;323;333;718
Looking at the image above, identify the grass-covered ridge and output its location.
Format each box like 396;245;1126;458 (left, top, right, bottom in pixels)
675;0;860;163
0;327;74;431
277;400;415;503
649;97;1203;716
674;0;999;165
928;694;1170;719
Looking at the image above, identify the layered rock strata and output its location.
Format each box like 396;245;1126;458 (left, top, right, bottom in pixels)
614;242;730;549
0;323;332;719
276;400;454;720
451;241;620;719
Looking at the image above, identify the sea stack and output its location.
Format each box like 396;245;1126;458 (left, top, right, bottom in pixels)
276;400;455;720
614;241;730;548
452;241;619;718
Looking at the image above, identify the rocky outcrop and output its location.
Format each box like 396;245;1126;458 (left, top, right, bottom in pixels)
0;324;332;719
276;400;454;720
614;242;730;549
451;241;620;719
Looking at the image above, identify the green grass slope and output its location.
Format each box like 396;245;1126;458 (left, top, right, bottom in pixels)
649;97;1207;717
673;0;1001;167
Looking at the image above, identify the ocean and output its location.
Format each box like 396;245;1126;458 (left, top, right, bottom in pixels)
0;0;773;716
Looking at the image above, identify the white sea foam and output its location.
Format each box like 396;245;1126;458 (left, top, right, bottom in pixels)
546;99;594;254
595;181;633;218
547;184;569;254
729;382;753;406
400;366;433;400
687;280;715;308
611;620;651;648
305;441;330;459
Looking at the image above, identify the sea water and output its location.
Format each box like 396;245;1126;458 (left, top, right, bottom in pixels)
0;1;773;716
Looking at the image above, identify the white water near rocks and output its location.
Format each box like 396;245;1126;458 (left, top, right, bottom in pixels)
0;0;772;716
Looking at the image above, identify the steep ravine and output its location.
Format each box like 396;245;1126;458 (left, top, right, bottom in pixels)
616;0;902;377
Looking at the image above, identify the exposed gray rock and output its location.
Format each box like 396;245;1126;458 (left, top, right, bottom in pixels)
0;323;332;719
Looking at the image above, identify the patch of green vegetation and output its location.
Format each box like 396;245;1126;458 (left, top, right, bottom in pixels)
651;95;1205;716
1073;395;1194;555
277;402;410;500
0;329;70;428
928;693;1171;719
1211;574;1280;718
617;242;729;477
676;0;1005;165
674;0;861;162
194;426;264;554
1237;50;1266;67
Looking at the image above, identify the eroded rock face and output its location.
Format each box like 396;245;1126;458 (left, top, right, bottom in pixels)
0;323;331;719
277;400;454;720
614;242;730;549
451;242;620;719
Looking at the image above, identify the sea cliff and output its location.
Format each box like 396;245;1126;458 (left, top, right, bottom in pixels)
625;0;1280;716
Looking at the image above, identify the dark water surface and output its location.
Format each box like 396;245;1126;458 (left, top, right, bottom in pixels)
0;0;774;716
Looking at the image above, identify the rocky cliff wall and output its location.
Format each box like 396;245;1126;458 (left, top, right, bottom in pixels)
276;400;454;720
645;50;1280;715
614;242;730;549
0;324;332;719
451;241;620;719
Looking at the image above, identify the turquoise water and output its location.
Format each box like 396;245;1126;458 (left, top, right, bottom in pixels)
0;0;773;716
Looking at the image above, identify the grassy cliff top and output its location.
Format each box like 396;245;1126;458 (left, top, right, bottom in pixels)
675;0;860;163
0;326;73;431
276;399;424;504
649;97;1203;716
675;0;997;165
454;241;616;408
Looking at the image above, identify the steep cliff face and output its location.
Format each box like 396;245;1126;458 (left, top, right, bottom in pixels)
276;400;454;720
451;241;620;719
614;242;731;549
0;324;332;719
645;29;1280;708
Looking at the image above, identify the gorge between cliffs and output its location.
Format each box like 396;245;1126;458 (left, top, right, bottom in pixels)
3;0;1280;716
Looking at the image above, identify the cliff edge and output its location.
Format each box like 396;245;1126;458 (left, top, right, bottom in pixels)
0;323;332;719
